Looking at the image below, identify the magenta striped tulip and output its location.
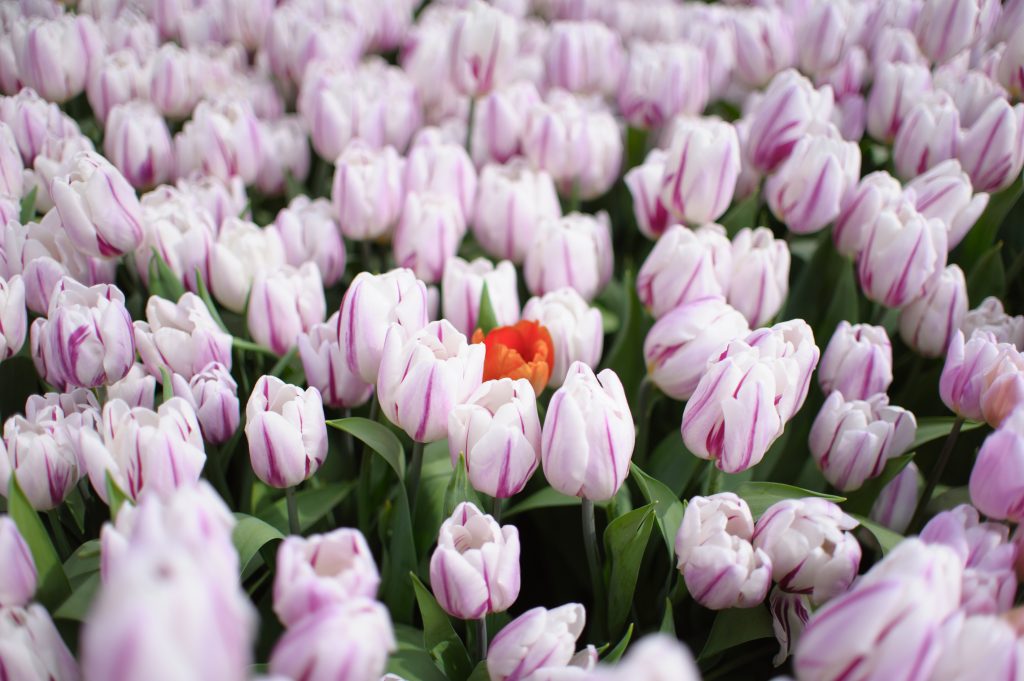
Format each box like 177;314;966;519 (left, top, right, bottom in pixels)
245;376;328;489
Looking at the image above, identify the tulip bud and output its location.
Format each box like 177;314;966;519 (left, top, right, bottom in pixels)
521;288;602;388
449;1;518;97
905;160;989;250
752;498;861;604
818;321;894;401
892;93;960;181
448;378;541;498
588;633;700;681
0;275;25;360
765;130;861;235
442;257;520;337
134;293;232;381
108;364;156;410
541;362;633;501
487;603;596;681
746;70;834;173
378;320;484;443
339;268;430;385
618;42;709;129
133;186;216;294
914;0;987;64
934;614;1024;681
472;160;561;263
0;406;84;511
297;313;374;411
176;173;248;230
247;264;327;356
0;516;36;607
674;493;772;610
970;410;1024;522
171;362;239;445
256;117;311;197
208;218;286;314
245;375;328;489
12;15;103;104
0;87;78;165
727;227;790;327
767;587;811;666
544;20;624;96
624;149;671;240
866;61;933;143
87;49;149;125
870;461;920;534
941;330;1023;422
660;117;741;226
0;122;23;199
899;265;969;358
174;98;263;186
274;528;381;627
103;102;175;191
644;296;750;401
0;603;79;681
958;99;1024;193
997;24;1024;99
429;502;521;620
332;142;405;242
394;192;466;285
405;131;478;220
470;81;541;166
962;297;1024;347
524;211;612;302
268;197;345;288
833;170;904;257
731;6;796;88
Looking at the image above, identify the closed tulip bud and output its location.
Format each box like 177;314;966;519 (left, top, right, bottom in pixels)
108;364;156;410
0;122;22;198
378;320;484;443
541;362;633;501
245;375;328;489
674;493;772;610
660;117;741;226
810;392;917;492
914;0;987;64
256;117;311;197
524;212;612;302
731;6;795;88
940;330;1023;421
268;197;345;288
148;44;204;120
752;498;861;604
618;42;709;129
892;93;961;181
87;49;149;126
766;130;861;235
103;102;174;191
171;362;239;445
866;61;933;143
970;410;1024;523
297;313;373;411
767;587;811;666
208;218;286;314
80;397;206;503
521;90;622;200
794;3;854;77
13;15;103;104
394;192;466;285
962;297;1024;347
0;88;78;166
472;160;561;264
624;149;671;240
442;258;520;337
727;227;790;327
935;614;1024;681
997;25;1024;99
0;275;25;360
174;99;262;186
176;173;248;230
644;296;750;401
487;603;596;681
274;529;381;627
405;132;478;220
269;598;394;681
833;171;904;257
0;516;36;607
339;268;430;385
544;20;623;96
0;603;79;681
818;321;894;401
958;99;1024;193
470;82;541;166
133;186;215;294
134;293;232;381
449;378;541;498
870;462;920;534
746;70;834;174
899;265;969;358
332;141;405;242
449;1;518;97
521;288;602;388
906;160;989;250
50;151;144;259
0;405;83;511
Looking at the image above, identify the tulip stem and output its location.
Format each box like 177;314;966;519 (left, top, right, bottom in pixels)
491;495;503;523
285;486;301;536
232;337;279;358
46;510;71;560
475;617;488;661
269;347;298;379
581;499;606;640
910;415;965;531
465;96;476;154
408;441;425;511
704;462;723;496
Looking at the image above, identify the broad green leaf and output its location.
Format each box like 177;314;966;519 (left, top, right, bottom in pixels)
257;482;355;535
327;417;405;480
387;649;453;681
604;504;656;636
647;434;702;496
53;572;100;622
660;598;675;635
8;477;71;609
734;481;845;518
147;248;186;301
603;623;634;664
843;453;915;516
232;513;285;574
929;485;970;513
782;231;844;330
466;662;490;681
719;193;759;236
410;573;473;681
63;539;100;588
966;242;1007;303
442;453;476;519
955;175;1024;270
601;268;650;404
504;486;580;518
630;463;685;562
698;605;774;660
910;417;984;452
105;471;130;519
852;514;903;554
476;282;499;335
383;489;417;622
817;258;860;341
19;186;37;223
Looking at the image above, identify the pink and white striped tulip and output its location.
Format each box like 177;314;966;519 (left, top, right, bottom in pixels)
405;131;478;220
543;20;624;96
174;98;263;186
394;192;466;285
731;6;796;88
618;42;709;129
0;410;81;511
870;462;921;534
255;117;311;198
970;410;1024;523
270;197;346;288
660;117;740;226
332;142;405;242
487;603;596;681
521;287;603;388
470;81;542;166
171;362;240;445
727;227;790;327
962;297;1024;348
866;61;933;143
833;170;904;258
892;93;961;181
134;293;232;381
523;212;612;302
1;603;79;681
905;160;989;250
208;218;286;314
624;149;671;240
0;275;25;361
0;517;36;607
442;257;520;337
12;14;103;104
0;122;22;199
958;99;1024;193
472;160;561;264
449;1;518;97
899;264;969;358
104;102;175;191
818;322;894;401
297;313;374;411
86;49;149;125
745;70;834;174
245;376;328;489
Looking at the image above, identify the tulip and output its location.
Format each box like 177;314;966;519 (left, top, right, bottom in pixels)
25;132;97;215
731;6;796;88
745;70;834;174
393;192;466;285
247;263;327;356
618;42;709;129
914;0;988;64
637;224;732;319
487;603;596;681
0;122;23;199
449;1;518;97
905;160;989;250
892;93;960;181
104;102;175;191
378;320;485;443
589;633;700;681
174;98;263;186
899;265;969;358
176;172;248;230
339;268;430;385
765;130;861;235
544;20;624;96
940;330;1021;422
0;517;36;607
541;362;633;501
208;218;286;314
868;61;935;146
471;321;554;397
958;99;1024;193
269;598;395;681
970;410;1024;522
818;321;893;401
0;407;83;511
429;502;520;620
134;293;232;381
521;288;602;388
660;117;740;226
256;117;311;197
472;160;561;264
442;258;520;337
0;604;79;681
934;614;1024;681
108;364;156;410
674;493;773;610
12;14;103;103
264;6;362;88
273;529;381;627
0;87;79;165
644;296;750;401
727;227;790;327
523;211;612;302
134;186;216;294
833;170;904;258
148;44;206;120
85;50;150;126
767;587;811;666
405;132;478;220
79;397;206;503
245;375;328;489
810;392;917;492
963;297;1024;347
870;462;920;534
997;25;1024;99
0;275;25;361
268;197;345;288
297;313;374;411
171;362;239;445
624;149;672;240
332;142;405;242
470;82;541;166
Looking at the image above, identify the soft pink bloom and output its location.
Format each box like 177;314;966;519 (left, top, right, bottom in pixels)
332;142;405;242
899;264;968;358
521;288;603;388
134;292;232;381
523;212;612;302
727;227;790;327
245;375;328;489
170;362;239;445
618;42;709;129
269;197;346;287
472;160;561;264
660;117;740;226
544;20;624;96
297;313;374;411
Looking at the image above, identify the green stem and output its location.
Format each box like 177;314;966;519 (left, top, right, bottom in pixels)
285;486;301;536
408;441;425;511
269;346;298;378
704;462;723;496
232;337;279;358
465;96;477;155
581;499;606;641
910;415;965;531
475;616;488;662
491;495;503;523
359;240;376;274
46;510;71;560
205;449;234;506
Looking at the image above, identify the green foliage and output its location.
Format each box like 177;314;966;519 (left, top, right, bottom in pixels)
630;464;685;563
476;283;499;335
604;503;656;636
8;477;71;610
733;481;845;518
410;573;474;681
328;417;406;480
504;486;580;518
146;248;186;301
698;605;774;661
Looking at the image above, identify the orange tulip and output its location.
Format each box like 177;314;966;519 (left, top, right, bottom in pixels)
472;320;555;395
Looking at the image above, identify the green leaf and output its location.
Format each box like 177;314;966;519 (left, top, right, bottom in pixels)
19;186;37;224
232;513;285;574
910;417;985;452
782;231;847;330
504;486;580;518
843;453;915;516
733;481;845;518
410;573;474;681
659;598;675;635
851;514;903;554
604;503;656;636
955;174;1024;270
476;282;499;335
53;572;100;622
602;623;634;663
8;477;71;609
630;463;685;562
719;193;759;237
387;649;453;681
327;417;405;480
147;248;186;301
443;453;476;519
160;366;173;402
647;433;702;496
105;471;131;518
257;482;355;535
966;242;1007;304
383;489;417;623
601;267;651;404
194;268;229;333
817;257;860;341
698;605;774;660
63;539;100;589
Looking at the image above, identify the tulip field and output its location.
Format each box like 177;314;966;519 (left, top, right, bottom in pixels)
3;0;1024;679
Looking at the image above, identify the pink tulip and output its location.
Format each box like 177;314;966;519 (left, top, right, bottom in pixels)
472;160;561;264
297;313;374;411
899;265;968;358
245;375;328;489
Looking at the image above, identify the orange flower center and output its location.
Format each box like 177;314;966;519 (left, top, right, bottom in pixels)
471;320;555;395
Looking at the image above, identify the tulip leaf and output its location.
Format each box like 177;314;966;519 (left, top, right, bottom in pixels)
63;539;100;589
256;481;355;535
604;503;656;636
817;257;860;341
504;486;581;518
954;174;1023;270
466;662;490;681
476;282;499;335
719;192;760;237
410;573;474;681
602;622;634;663
851;514;903;554
733;482;845;519
697;605;774;661
966;242;1007;304
647;433;703;496
601;267;651;404
232;513;285;575
105;471;131;519
660;598;675;635
7;477;71;610
386;648;453;681
147;248;186;301
194;268;229;333
442;453;479;519
630;463;686;563
909;417;985;452
19;186;37;223
53;572;100;622
842;453;915;516
384;488;417;623
327;417;406;481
